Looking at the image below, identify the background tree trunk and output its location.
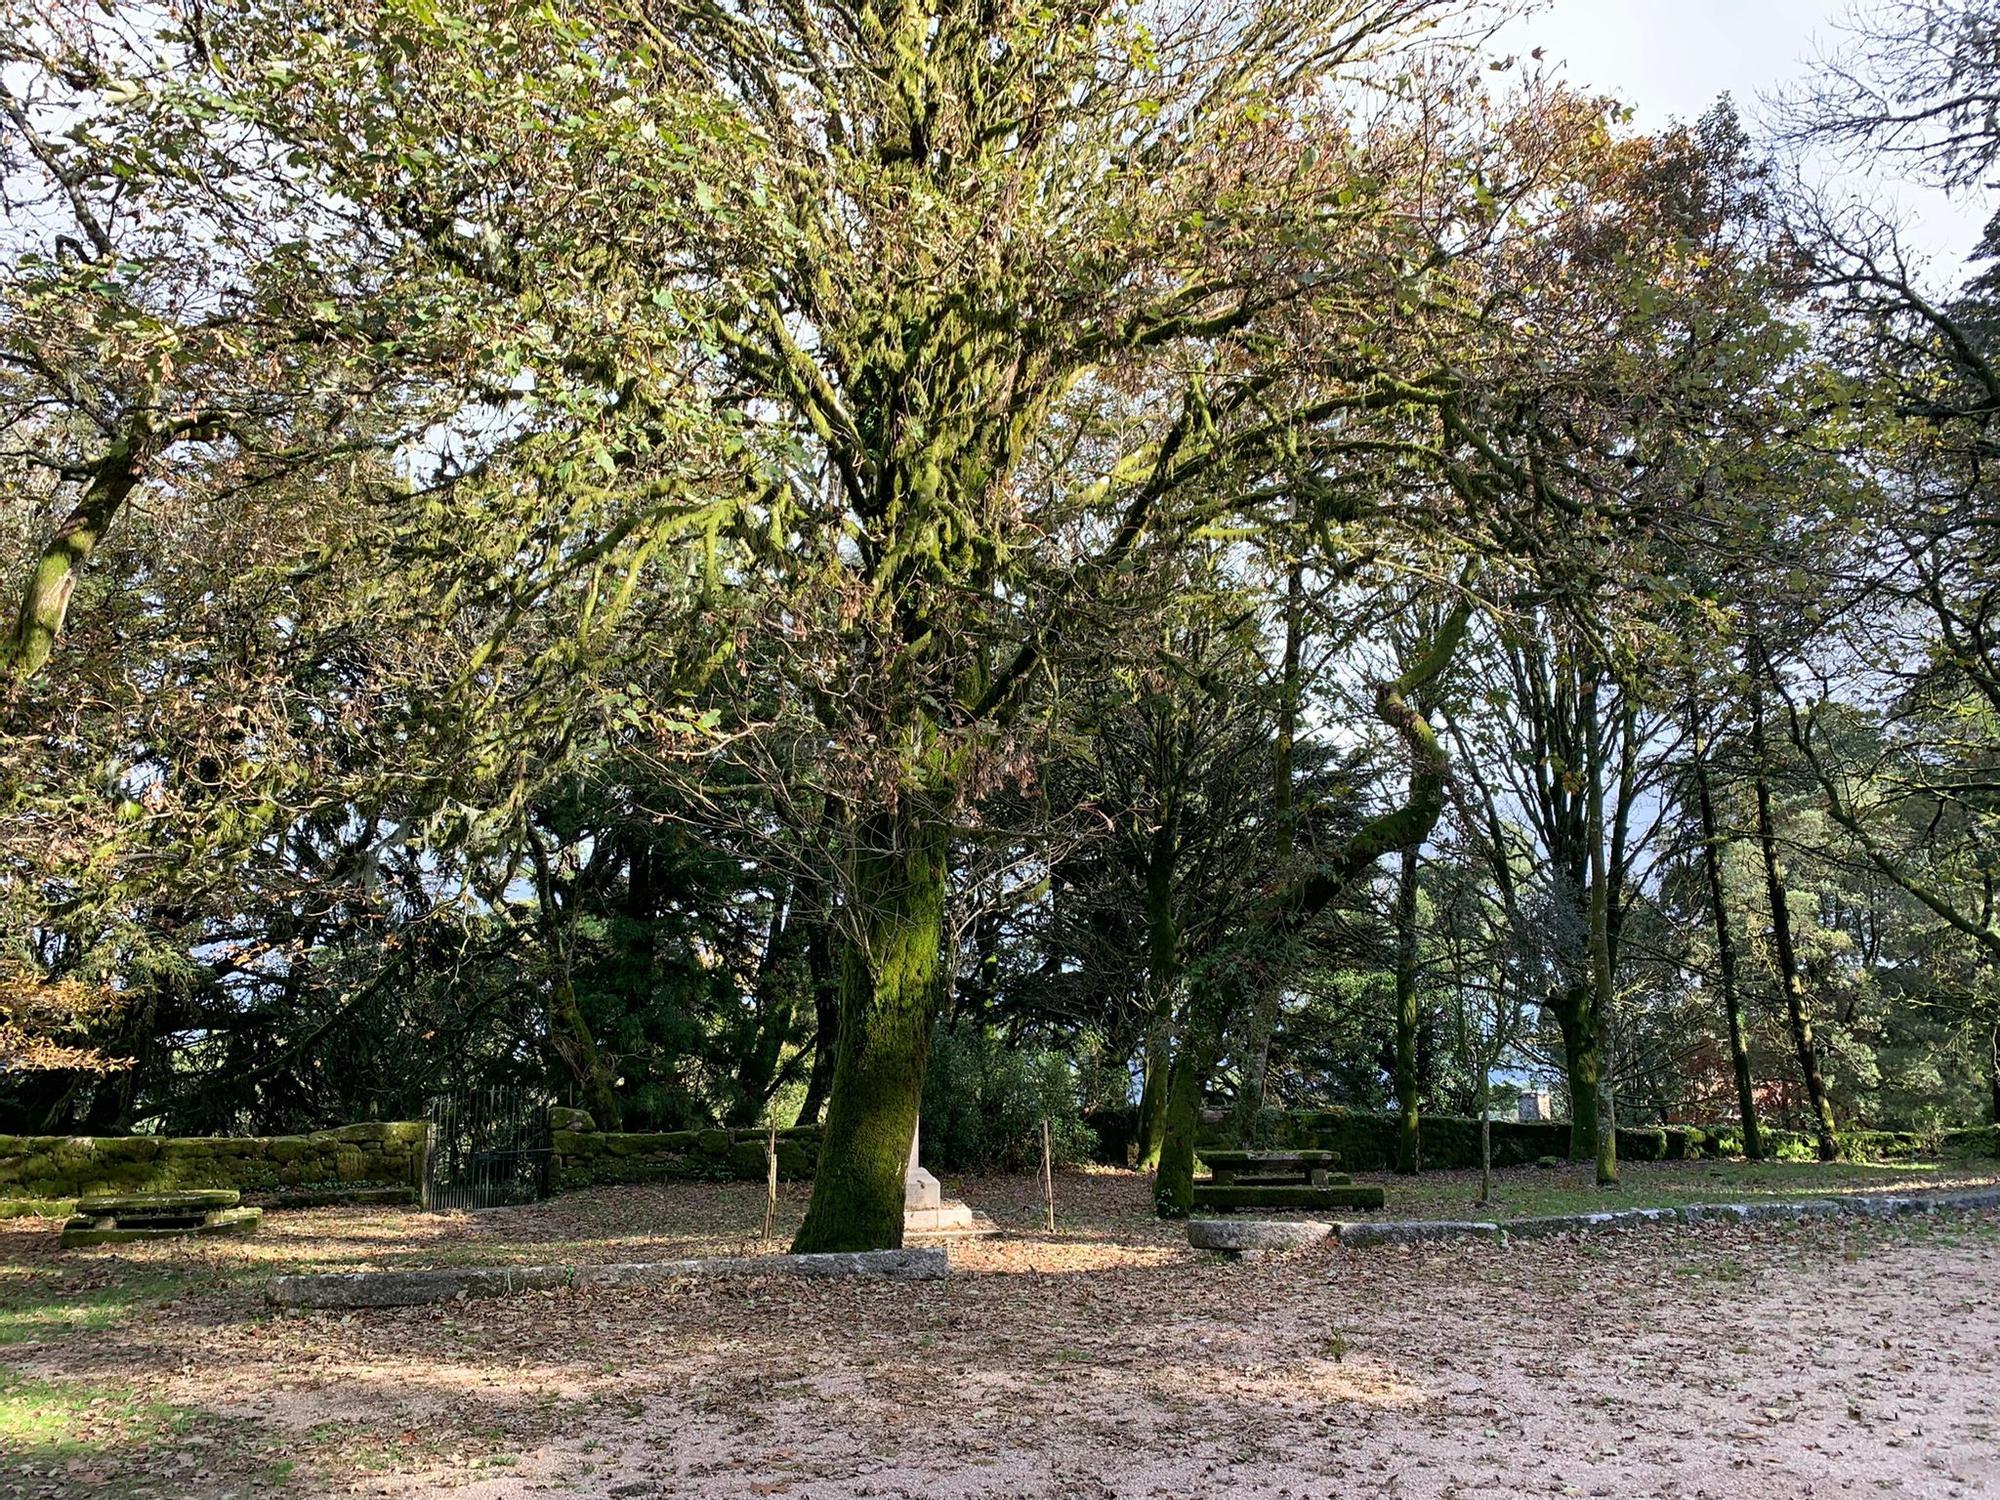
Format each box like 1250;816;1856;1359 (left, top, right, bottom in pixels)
1691;706;1762;1159
1750;662;1840;1162
793;916;840;1128
1584;678;1619;1187
1393;846;1422;1174
1134;833;1181;1169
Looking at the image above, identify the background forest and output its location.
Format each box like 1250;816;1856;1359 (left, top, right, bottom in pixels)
5;0;2000;1240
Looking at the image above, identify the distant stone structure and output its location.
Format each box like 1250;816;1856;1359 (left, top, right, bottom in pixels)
1517;1089;1554;1123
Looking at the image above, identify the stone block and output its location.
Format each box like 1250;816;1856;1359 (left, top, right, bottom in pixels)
695;1129;731;1157
904;1202;975;1235
1507;1208;1676;1239
1188;1218;1332;1257
1330;1219;1501;1248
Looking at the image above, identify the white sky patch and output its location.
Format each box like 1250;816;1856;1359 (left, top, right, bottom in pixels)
1494;0;1990;276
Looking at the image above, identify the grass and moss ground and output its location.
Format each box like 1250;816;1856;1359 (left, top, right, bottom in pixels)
1;1159;1997;1497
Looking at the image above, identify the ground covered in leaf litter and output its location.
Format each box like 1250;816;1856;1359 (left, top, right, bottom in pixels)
3;1164;1999;1499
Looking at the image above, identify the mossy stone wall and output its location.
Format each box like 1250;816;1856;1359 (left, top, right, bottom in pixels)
549;1113;822;1189
0;1121;426;1210
1179;1109;2000;1170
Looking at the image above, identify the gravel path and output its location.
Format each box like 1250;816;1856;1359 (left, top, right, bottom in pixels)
6;1172;1997;1498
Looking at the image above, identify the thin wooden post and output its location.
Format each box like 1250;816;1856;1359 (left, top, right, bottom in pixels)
1042;1117;1056;1234
762;1127;778;1242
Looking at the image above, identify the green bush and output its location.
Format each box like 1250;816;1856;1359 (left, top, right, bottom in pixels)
1941;1124;2000;1160
921;1029;1098;1173
1617;1127;1669;1162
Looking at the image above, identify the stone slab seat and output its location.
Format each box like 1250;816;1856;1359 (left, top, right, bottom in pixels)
74;1189;241;1215
1190;1183;1386;1213
62;1205;261;1249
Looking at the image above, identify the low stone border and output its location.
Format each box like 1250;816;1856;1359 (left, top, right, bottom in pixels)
1324;1186;2000;1250
1188;1218;1331;1257
268;1247;948;1310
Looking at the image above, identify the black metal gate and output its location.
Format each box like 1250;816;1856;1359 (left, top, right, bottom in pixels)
423;1088;552;1211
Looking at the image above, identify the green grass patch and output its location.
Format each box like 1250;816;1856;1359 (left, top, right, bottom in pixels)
0;1266;194;1346
0;1369;189;1464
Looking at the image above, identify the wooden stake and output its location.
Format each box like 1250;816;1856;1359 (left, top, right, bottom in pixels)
1042;1117;1056;1234
762;1126;778;1243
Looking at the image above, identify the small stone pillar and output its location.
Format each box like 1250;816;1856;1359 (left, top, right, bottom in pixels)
902;1116;974;1235
904;1119;942;1212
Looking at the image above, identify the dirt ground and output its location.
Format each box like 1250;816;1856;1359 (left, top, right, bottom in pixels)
4;1167;1999;1498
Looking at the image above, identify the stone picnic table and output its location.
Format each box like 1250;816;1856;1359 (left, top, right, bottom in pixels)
1193;1150;1385;1213
1200;1150;1343;1186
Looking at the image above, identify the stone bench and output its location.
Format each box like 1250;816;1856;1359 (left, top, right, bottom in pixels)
62;1189;262;1249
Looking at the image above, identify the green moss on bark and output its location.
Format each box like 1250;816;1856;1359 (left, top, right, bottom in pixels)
790;809;949;1254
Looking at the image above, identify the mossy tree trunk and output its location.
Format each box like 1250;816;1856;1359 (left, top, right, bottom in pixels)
1552;986;1599;1160
1392;845;1422;1174
790;806;949;1254
5;423;151;693
1749;659;1839;1162
1152;1023;1215;1219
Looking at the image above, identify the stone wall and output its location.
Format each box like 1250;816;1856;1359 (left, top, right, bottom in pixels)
548;1109;821;1189
0;1121;426;1212
1190;1108;2000;1170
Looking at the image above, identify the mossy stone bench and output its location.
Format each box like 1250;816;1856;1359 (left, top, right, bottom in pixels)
62;1190;263;1249
1199;1150;1346;1187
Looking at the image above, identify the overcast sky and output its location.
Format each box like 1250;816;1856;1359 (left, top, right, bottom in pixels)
1496;0;1989;272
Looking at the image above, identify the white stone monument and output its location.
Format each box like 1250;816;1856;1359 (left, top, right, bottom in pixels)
903;1117;974;1235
